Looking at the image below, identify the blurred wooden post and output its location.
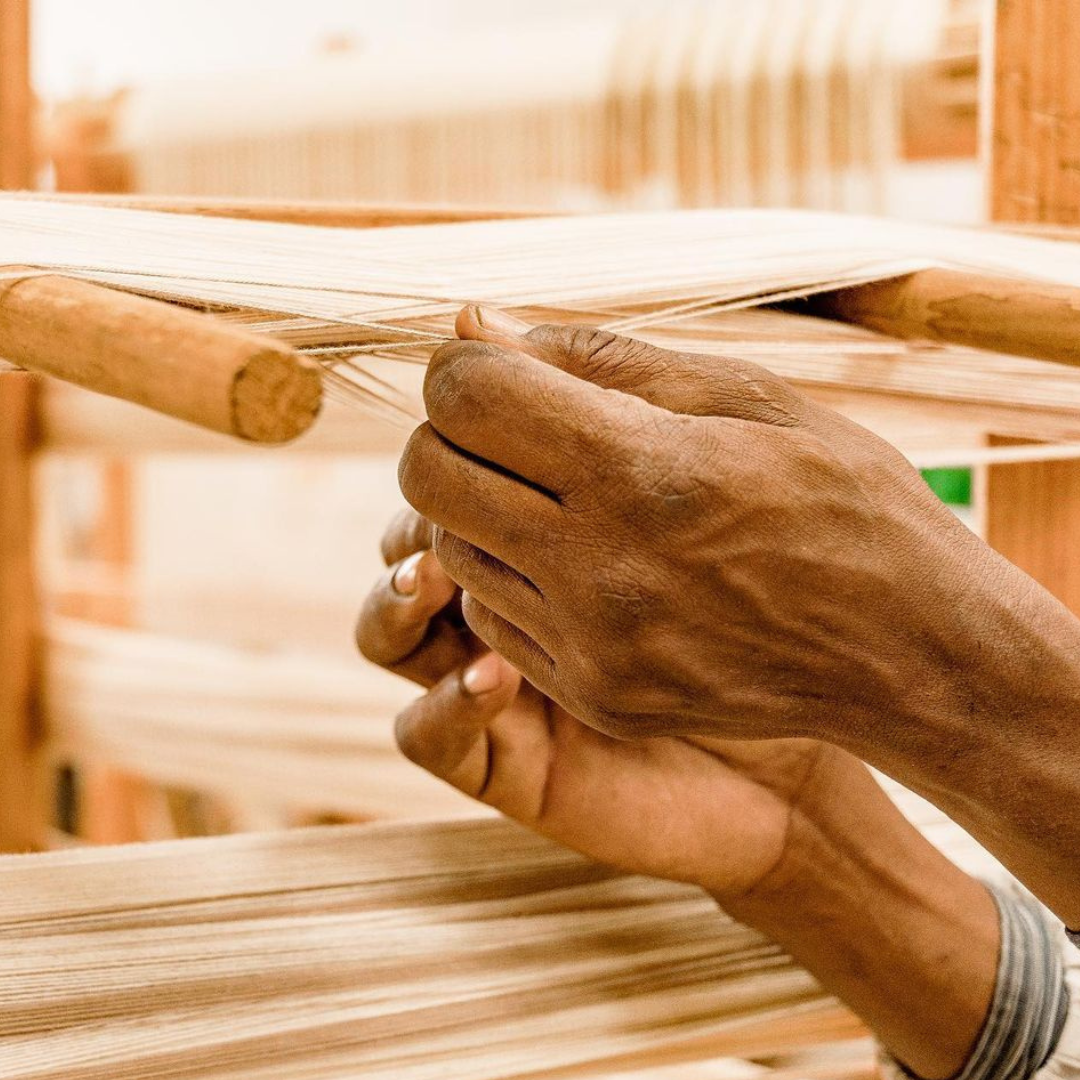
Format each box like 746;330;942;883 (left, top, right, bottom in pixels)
981;0;1080;611
0;375;43;852
71;464;162;844
0;0;43;851
0;0;33;189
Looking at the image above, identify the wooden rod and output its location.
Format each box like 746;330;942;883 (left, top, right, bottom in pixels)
805;268;1080;368
0;275;323;443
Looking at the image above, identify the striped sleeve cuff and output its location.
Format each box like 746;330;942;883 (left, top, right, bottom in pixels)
880;883;1069;1080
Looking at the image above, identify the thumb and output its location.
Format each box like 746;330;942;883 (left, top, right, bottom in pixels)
455;304;804;425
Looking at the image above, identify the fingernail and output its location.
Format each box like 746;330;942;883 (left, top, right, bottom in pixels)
462;652;505;696
474;305;531;338
392;551;425;596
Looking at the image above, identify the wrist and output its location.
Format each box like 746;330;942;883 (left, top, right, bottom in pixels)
711;764;999;1080
835;531;1080;925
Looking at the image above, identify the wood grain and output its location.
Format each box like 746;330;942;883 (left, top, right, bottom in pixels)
980;437;1080;612
809;268;1080;368
0;275;323;443
991;0;1080;223
983;0;1080;614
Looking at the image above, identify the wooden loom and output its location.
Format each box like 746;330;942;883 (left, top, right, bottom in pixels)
3;1;1080;1075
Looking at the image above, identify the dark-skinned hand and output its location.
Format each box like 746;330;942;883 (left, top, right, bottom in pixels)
397;305;998;744
355;506;999;1079
358;506;894;904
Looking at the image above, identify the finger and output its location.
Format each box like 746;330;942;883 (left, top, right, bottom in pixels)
396;653;558;824
398;422;560;577
460;592;559;699
356;549;470;687
433;529;549;648
380;507;435;567
395;652;521;800
457;305;805;426
423;337;655;496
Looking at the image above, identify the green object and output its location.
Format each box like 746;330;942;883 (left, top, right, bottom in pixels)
921;467;972;506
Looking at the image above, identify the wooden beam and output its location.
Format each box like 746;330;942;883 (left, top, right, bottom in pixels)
0;374;43;852
982;0;1080;613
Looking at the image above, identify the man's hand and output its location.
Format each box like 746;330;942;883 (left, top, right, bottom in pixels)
357;506;999;1079
399;306;987;744
357;507;844;902
398;304;1080;928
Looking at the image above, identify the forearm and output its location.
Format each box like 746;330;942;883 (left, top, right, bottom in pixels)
833;532;1080;928
720;759;1000;1078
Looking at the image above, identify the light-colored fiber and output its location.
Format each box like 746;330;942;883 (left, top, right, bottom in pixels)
0;815;861;1080
0;775;1005;1079
7;197;1080;439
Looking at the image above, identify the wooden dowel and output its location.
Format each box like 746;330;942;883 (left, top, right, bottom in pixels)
0;274;323;443
805;268;1080;368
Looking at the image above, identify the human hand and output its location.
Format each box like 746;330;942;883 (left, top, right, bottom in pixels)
398;305;991;744
358;507;865;904
357;506;1000;1079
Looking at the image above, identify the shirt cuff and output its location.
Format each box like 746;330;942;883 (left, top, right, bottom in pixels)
879;882;1069;1080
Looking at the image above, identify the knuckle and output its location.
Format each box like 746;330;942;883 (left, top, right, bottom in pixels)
723;359;804;426
592;561;653;640
460;591;491;637
424;341;502;421
569;328;645;380
394;710;425;764
433;528;474;578
528;324;658;383
354;598;388;665
380;507;424;565
397;424;439;510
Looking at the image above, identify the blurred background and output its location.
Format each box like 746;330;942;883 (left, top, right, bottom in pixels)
34;0;981;215
3;0;987;843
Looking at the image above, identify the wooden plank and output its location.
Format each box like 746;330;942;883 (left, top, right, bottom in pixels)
983;0;1080;613
0;374;43;852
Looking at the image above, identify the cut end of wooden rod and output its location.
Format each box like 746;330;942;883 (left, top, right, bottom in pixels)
0;274;324;444
231;350;324;444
